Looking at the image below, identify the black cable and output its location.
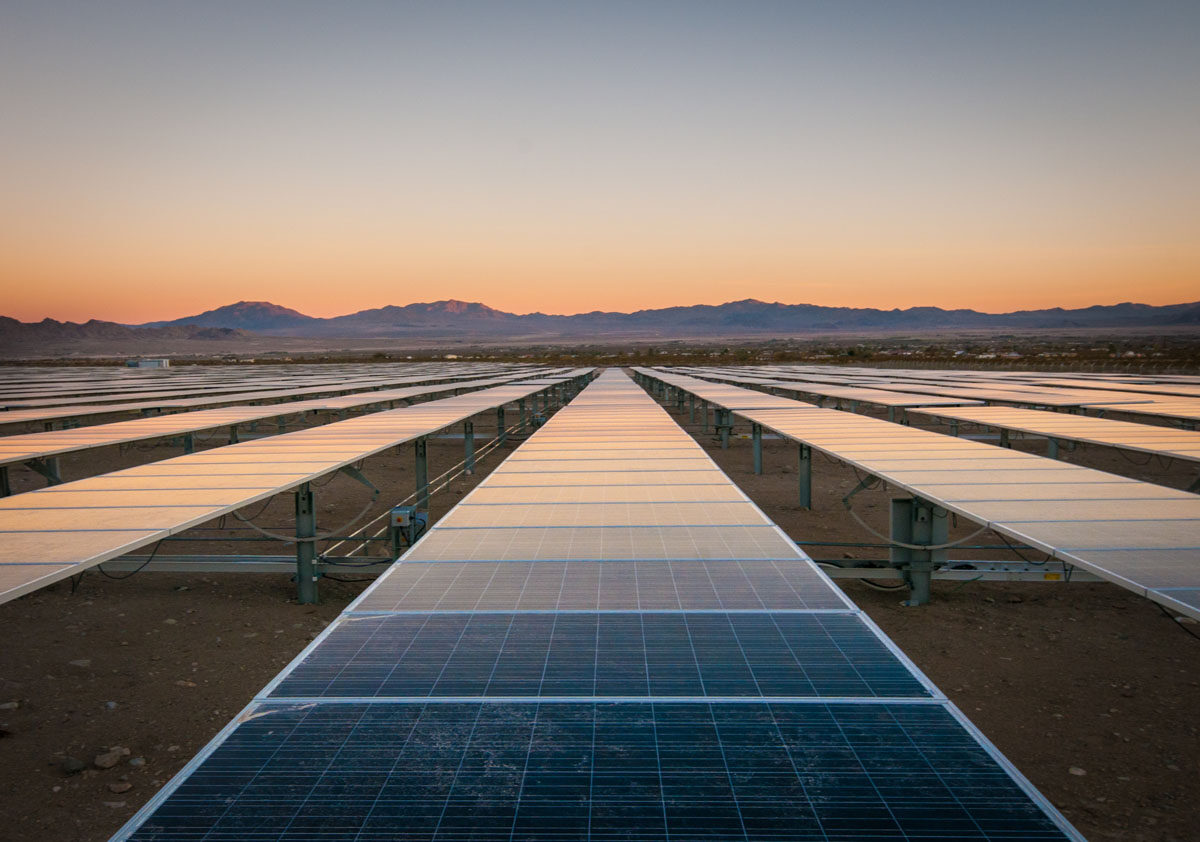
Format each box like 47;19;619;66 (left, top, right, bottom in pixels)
96;539;163;580
995;532;1050;566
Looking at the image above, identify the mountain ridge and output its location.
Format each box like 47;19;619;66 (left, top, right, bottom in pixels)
133;297;1200;336
3;298;1198;353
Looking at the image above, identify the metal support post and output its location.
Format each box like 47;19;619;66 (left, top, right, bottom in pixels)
294;482;318;604
949;420;959;437
890;497;948;607
689;394;696;425
719;409;731;449
702;401;710;433
999;429;1011;448
228;425;239;444
183;433;195;454
0;466;9;498
752;423;763;475
1047;438;1059;459
415;436;429;510
27;457;62;486
798;444;812;509
464;421;475;474
518;398;527;433
676;389;684;412
497;406;507;444
887;407;896;423
849;401;859;413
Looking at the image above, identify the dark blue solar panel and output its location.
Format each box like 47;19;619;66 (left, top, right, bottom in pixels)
268;612;930;700
126;701;1071;841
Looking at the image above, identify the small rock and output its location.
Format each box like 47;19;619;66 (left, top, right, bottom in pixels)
51;786;61;793
0;701;19;711
1068;766;1087;777
103;801;127;808
1166;763;1180;771
175;680;197;688
68;659;92;668
108;781;133;794
94;747;131;769
104;701;118;711
128;757;146;767
1006;595;1023;604
61;756;87;775
166;745;180;753
163;618;177;625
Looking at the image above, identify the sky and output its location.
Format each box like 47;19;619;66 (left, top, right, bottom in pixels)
2;1;1198;323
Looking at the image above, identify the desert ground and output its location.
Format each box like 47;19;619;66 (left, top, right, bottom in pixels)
0;389;1197;841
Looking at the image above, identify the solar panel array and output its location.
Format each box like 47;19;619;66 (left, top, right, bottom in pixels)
0;370;563;481
0;364;557;429
115;370;1080;841
0;376;582;604
641;368;1200;621
907;404;1200;467
666;364;1200;424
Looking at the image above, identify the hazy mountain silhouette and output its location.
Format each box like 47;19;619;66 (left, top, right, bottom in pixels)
138;298;1200;337
3;298;1198;354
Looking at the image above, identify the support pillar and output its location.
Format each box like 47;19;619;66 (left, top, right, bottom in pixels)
999;429;1011;448
415;436;429;510
719;409;731;449
1047;438;1059;459
294;482;318;604
949;420;959;437
0;466;9;498
890;497;948;607
27;457;62;486
518;398;527;433
752;423;763;475
689;394;696;425
228;425;239;444
497;406;507;444
183;433;195;454
887;407;896;423
464;421;475;474
798;444;812;509
702;401;710;433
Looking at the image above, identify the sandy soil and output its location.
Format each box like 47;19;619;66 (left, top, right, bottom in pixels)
1;395;1198;841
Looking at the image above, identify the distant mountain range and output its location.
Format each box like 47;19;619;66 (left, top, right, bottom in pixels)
2;298;1198;353
137;298;1200;336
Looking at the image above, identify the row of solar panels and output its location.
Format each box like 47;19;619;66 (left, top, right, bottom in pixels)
0;370;569;484
115;370;1081;841
675;364;1200;423
640;368;1200;620
0;364;551;426
0;374;590;603
671;366;1200;470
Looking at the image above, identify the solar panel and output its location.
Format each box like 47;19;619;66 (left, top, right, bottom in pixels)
268;611;932;700
354;560;852;612
650;367;1200;624
122;701;1072;842
116;370;1079;841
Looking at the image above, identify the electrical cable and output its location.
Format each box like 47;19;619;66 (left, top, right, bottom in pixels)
96;539;164;580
